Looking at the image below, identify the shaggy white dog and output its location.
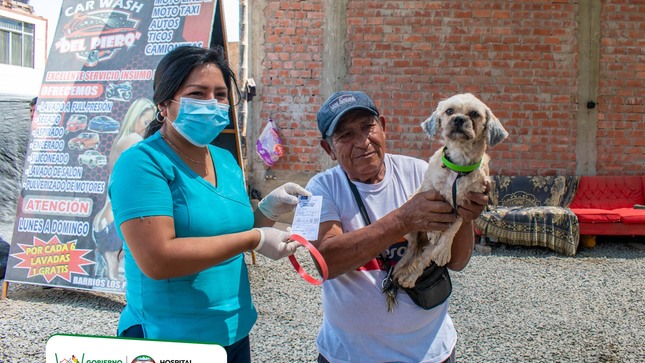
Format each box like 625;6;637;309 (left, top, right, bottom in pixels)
394;93;508;289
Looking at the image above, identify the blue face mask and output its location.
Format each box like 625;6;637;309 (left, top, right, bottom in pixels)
170;97;230;147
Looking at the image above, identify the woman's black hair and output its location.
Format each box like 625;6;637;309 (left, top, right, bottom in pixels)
144;45;240;138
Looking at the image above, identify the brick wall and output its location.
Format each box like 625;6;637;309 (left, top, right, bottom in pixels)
250;0;644;181
597;0;645;175
258;1;324;173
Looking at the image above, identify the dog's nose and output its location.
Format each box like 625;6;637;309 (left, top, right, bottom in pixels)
454;116;466;127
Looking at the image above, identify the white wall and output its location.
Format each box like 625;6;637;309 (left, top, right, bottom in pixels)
0;8;48;97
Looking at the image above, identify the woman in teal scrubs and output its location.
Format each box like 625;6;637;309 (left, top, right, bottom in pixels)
108;46;309;362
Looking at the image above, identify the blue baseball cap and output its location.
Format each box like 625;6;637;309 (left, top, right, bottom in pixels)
317;91;379;138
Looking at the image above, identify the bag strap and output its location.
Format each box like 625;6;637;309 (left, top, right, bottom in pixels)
344;172;392;268
345;172;372;225
344;172;398;302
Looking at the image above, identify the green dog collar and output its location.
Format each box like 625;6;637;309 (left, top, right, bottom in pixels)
441;147;482;173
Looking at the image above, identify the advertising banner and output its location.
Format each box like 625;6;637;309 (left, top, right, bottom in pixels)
5;0;219;293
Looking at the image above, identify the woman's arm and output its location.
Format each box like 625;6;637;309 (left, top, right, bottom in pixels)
252;182;311;227
119;216;261;279
253;208;276;228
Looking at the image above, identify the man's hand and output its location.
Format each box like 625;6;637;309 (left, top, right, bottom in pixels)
457;180;490;222
396;189;457;233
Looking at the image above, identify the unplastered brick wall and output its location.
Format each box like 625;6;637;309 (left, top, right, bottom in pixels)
254;0;644;178
259;1;324;173
596;1;645;175
344;0;578;176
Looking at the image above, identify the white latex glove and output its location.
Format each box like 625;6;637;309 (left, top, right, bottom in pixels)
253;227;301;260
257;182;312;220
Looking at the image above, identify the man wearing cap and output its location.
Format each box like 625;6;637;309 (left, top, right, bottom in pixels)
306;91;489;363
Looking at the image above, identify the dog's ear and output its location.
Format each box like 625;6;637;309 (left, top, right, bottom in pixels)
486;108;508;147
420;112;439;138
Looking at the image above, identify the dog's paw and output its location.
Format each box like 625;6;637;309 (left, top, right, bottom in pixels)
394;262;418;287
396;275;417;289
395;268;420;289
432;247;452;266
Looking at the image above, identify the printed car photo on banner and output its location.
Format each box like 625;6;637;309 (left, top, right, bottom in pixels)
5;0;218;294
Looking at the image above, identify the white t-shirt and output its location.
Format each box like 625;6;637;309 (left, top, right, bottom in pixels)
307;154;457;363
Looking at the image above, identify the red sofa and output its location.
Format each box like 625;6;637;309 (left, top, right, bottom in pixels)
569;176;645;236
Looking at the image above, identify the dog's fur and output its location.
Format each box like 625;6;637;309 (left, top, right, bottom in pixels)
394;93;508;288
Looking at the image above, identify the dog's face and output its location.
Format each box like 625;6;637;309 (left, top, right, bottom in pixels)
421;93;508;149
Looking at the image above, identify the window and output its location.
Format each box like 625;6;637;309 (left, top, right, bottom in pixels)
0;17;34;68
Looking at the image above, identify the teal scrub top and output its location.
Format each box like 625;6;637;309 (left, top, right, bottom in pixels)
108;132;257;345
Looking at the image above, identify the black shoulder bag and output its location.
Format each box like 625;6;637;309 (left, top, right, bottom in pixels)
345;173;452;311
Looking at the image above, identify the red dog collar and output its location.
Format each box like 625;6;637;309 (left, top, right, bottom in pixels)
288;234;329;285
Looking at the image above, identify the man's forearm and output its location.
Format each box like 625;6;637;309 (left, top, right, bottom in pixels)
447;220;475;271
317;209;410;278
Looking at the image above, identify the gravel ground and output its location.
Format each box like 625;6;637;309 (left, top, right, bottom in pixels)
1;219;644;362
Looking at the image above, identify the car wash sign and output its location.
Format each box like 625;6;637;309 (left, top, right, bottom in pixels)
57;1;144;66
5;0;217;294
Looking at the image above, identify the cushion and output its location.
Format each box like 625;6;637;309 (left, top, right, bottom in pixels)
614;208;645;224
490;176;579;208
570;208;622;223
